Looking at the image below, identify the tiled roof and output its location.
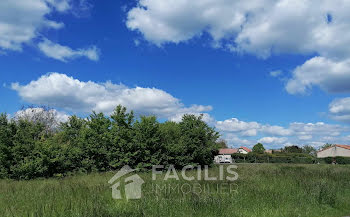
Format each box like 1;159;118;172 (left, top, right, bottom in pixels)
336;144;350;150
318;144;350;152
240;146;252;152
219;148;238;155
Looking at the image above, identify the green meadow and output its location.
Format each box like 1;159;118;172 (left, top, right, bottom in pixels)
1;164;350;217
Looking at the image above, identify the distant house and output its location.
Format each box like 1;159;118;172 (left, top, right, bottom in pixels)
238;147;252;154
317;144;350;158
214;149;237;164
214;147;251;163
265;150;273;154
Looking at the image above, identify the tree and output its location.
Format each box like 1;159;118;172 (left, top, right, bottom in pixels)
80;111;111;172
321;143;333;150
216;139;228;149
302;145;317;157
178;114;219;166
58;115;86;172
14;106;62;135
252;143;265;154
133;116;164;168
159;121;181;166
59;115;85;142
109;105;135;169
0;113;14;178
0;105;222;180
284;145;302;153
10;119;46;179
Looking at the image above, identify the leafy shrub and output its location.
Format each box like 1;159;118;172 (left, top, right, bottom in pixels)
323;157;350;164
0;105;219;179
232;153;315;164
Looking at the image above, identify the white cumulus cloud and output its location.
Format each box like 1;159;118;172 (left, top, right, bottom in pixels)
126;0;350;58
0;0;98;62
126;0;350;95
0;0;68;51
216;117;348;148
329;97;350;123
286;57;350;94
258;137;288;144
11;73;212;121
38;39;99;62
216;118;260;134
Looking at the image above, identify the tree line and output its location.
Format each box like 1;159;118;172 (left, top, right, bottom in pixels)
0;105;219;180
251;142;318;156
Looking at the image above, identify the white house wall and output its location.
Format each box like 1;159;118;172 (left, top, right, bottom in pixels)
317;147;350;158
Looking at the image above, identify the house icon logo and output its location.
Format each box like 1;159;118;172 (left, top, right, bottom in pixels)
108;165;145;200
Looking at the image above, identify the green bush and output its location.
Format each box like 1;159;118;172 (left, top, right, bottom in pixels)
0;105;219;180
232;153;315;164
322;157;350;164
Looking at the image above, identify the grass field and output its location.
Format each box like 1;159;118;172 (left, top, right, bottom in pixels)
1;164;350;217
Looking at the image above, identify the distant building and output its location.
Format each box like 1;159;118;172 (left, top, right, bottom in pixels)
238;147;252;154
265;150;273;154
264;149;282;154
317;145;350;158
214;147;251;164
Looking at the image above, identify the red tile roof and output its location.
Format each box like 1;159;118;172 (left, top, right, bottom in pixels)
336;144;350;150
219;148;238;155
318;144;350;152
240;146;252;153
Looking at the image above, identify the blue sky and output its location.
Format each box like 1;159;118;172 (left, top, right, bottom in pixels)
1;0;350;148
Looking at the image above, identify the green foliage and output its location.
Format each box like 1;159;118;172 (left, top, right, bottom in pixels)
0;106;220;179
133;116;164;168
109;105;135;169
252;143;265;154
178;114;219;167
215;139;228;149
283;145;303;153
323;157;350;164
321;143;333;150
0;114;14;178
232;153;315;164
302;145;317;157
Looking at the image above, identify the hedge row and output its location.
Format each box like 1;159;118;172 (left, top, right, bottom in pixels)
231;153;350;165
322;157;350;164
231;153;315;164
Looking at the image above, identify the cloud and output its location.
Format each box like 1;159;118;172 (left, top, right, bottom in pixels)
286;57;350;94
38;39;99;62
0;0;68;51
329;97;350;123
298;135;313;141
270;70;282;77
260;125;292;136
11;73;212;121
126;0;350;96
289;122;344;137
258;137;287;144
0;0;98;61
216;117;348;148
216;118;292;137
223;133;255;147
126;0;257;46
10;73;350;149
216;118;260;134
126;0;350;58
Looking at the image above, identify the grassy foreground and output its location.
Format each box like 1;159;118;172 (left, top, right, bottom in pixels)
1;164;350;217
